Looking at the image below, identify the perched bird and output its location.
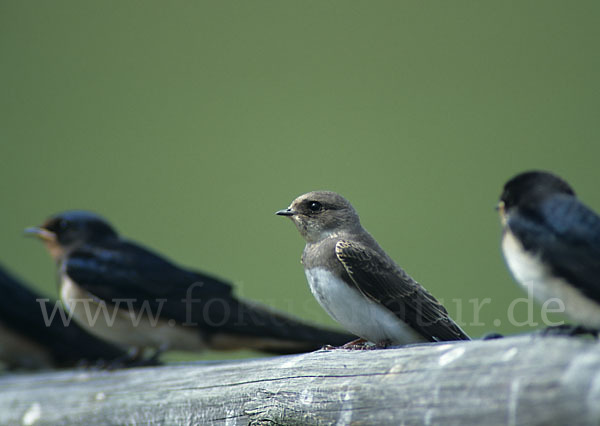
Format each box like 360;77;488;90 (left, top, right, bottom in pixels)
498;170;600;330
276;191;470;346
26;211;354;360
0;264;126;369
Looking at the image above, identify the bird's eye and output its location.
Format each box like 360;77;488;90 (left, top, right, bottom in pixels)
308;201;323;212
58;220;69;230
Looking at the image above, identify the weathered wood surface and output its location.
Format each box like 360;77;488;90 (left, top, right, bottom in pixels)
1;335;599;425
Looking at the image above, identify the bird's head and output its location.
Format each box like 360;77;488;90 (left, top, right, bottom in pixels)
497;170;575;225
276;191;361;243
25;210;118;261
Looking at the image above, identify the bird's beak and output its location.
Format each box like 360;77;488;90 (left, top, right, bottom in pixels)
276;208;296;216
496;201;508;226
495;201;505;214
24;226;57;242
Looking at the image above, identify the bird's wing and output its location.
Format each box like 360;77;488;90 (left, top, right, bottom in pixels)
511;194;600;302
0;264;126;366
65;242;355;347
335;240;469;342
63;240;234;327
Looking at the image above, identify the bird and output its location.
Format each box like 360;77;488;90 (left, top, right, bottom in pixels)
0;263;127;369
276;191;470;346
498;170;600;331
26;210;355;361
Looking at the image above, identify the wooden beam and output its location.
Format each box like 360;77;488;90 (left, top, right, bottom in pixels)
1;335;599;425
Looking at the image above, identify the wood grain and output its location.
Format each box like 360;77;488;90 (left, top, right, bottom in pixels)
1;335;599;425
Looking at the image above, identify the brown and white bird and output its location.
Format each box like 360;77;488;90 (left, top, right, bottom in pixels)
277;191;470;346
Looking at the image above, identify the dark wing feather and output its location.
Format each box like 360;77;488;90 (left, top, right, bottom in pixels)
65;241;355;345
64;240;235;329
335;240;469;342
0;264;125;367
510;194;600;302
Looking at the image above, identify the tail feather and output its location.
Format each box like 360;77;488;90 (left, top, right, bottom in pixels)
208;299;355;353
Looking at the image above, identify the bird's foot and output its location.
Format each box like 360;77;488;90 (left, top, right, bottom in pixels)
540;324;599;338
103;348;162;370
70;356;121;370
319;338;388;351
318;338;371;350
482;332;504;340
340;338;372;350
342;338;393;350
319;344;337;351
373;339;392;349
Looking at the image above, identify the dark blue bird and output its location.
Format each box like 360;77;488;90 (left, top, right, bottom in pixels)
26;211;354;362
0;263;126;369
498;171;600;330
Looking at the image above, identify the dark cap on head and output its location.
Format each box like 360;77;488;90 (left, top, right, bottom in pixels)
27;210;118;247
500;171;575;212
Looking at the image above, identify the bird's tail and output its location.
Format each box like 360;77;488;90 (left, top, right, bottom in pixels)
207;298;355;354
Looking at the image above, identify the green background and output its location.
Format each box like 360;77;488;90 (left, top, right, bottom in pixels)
2;1;599;360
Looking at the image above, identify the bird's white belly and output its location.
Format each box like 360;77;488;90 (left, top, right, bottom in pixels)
502;231;600;328
60;276;206;351
304;268;425;344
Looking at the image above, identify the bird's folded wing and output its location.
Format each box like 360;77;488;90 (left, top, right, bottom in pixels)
512;195;600;302
65;243;354;342
335;240;469;341
63;241;234;326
